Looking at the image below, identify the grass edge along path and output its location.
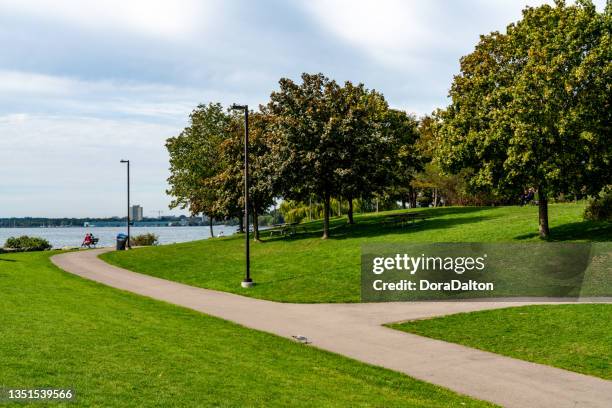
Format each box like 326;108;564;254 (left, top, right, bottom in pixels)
389;304;611;380
0;250;494;407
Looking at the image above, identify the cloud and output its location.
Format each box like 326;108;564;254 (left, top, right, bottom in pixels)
0;113;177;217
0;0;214;40
302;0;445;69
300;0;607;71
0;70;247;122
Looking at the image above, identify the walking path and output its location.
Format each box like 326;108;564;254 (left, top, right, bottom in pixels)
52;249;612;408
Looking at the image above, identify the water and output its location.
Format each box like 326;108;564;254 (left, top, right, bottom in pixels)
0;225;238;248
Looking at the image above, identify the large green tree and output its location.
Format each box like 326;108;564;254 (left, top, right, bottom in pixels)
385;110;421;209
438;0;611;238
211;111;276;240
166;103;229;237
334;81;390;224
268;73;344;239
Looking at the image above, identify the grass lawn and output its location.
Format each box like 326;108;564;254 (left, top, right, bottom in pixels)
102;203;611;303
0;251;494;407
389;304;611;380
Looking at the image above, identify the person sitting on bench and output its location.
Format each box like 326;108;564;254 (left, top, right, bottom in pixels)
520;188;535;206
82;233;93;248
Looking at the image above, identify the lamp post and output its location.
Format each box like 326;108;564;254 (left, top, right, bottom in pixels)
120;159;131;249
230;104;253;288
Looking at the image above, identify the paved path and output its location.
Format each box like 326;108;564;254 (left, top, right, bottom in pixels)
52;249;612;408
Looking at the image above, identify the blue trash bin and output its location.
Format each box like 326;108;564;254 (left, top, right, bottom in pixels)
116;233;128;250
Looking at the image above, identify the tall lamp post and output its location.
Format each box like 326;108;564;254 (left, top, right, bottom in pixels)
120;159;131;249
230;104;253;288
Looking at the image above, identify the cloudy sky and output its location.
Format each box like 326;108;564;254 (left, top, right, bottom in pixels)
0;0;605;217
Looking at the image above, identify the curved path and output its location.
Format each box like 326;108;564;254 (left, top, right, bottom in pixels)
52;249;612;408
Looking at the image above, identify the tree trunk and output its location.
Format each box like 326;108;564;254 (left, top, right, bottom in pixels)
401;200;406;209
433;188;438;207
347;197;354;224
309;197;312;221
209;216;215;238
322;192;330;239
252;210;260;241
408;187;417;208
238;212;244;234
538;187;550;239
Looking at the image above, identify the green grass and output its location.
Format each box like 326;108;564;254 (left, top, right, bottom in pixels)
102;203;611;303
389;304;611;380
0;251;494;407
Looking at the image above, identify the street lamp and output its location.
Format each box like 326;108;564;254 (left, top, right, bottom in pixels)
230;103;253;288
120;159;131;249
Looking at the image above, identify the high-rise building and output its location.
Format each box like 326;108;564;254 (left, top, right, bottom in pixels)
130;205;143;222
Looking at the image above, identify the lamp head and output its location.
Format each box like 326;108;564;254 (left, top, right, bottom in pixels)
230;103;247;111
120;159;129;163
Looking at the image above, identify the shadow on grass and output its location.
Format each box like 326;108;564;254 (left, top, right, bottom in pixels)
262;207;499;243
0;258;17;262
514;221;612;242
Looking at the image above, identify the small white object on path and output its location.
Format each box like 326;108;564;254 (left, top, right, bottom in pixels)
291;335;309;344
52;249;612;408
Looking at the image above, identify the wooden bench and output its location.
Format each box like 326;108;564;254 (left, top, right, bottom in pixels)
269;222;307;237
383;213;429;228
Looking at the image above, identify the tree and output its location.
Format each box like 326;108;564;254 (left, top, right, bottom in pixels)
166;103;229;237
385;110;421;208
437;0;611;238
268;73;344;239
334;81;390;224
205;117;244;234
212;111;276;240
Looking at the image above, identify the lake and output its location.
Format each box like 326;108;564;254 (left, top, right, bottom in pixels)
0;225;238;248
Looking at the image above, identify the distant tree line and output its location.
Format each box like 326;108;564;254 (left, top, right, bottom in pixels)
0;215;206;228
167;0;610;240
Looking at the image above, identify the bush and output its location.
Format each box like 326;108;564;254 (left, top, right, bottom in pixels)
4;236;52;251
584;191;612;221
130;233;159;246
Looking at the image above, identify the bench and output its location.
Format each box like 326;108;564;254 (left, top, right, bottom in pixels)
383;213;429;228
81;237;99;248
269;222;307;237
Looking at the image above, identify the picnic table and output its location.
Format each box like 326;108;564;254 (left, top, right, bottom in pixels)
383;213;429;228
269;222;307;237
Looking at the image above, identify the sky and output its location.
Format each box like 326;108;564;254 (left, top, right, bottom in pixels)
0;0;606;218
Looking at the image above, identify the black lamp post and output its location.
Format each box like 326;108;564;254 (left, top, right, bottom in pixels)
120;159;131;249
230;104;253;288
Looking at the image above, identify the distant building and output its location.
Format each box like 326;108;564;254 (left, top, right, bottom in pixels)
130;205;143;222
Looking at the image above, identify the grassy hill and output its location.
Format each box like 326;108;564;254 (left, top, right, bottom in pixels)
102;203;611;303
0;251;493;407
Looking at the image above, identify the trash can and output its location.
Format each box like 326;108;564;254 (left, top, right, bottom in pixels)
116;233;128;250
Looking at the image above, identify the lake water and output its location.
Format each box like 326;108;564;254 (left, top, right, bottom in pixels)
0;225;238;248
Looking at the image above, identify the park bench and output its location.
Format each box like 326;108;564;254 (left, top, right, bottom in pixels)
383;213;429;228
81;236;99;249
269;222;307;237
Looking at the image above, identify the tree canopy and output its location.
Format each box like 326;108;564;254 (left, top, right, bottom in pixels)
166;103;228;236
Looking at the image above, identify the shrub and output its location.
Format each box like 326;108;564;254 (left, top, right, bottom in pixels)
584;191;612;222
130;233;159;246
4;236;52;251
